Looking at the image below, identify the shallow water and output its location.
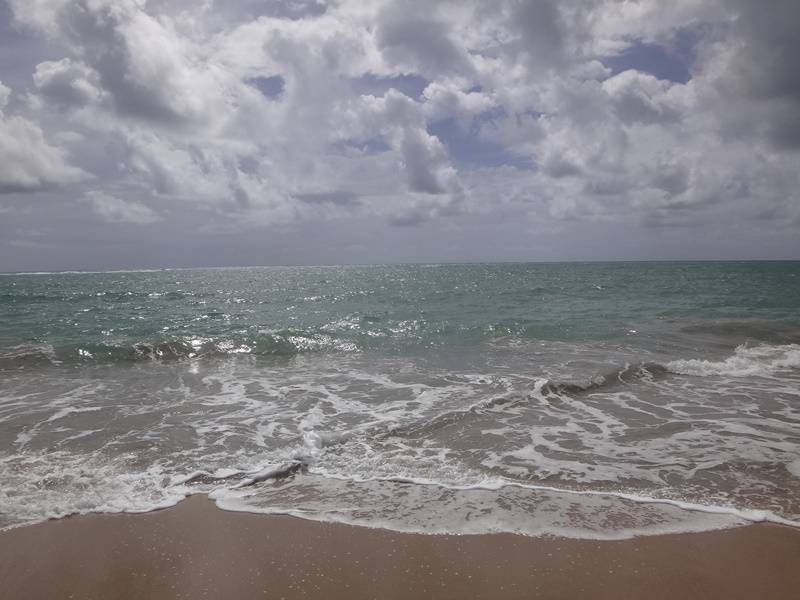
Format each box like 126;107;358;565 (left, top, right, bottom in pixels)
1;262;799;537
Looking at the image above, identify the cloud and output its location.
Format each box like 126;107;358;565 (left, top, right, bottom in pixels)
1;0;798;270
82;191;161;224
601;70;683;124
399;127;455;195
33;58;103;108
0;81;9;109
294;191;359;206
511;0;569;69
714;0;800;149
375;3;473;79
0;80;87;193
422;81;496;123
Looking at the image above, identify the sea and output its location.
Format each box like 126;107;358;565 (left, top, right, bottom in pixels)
1;262;799;539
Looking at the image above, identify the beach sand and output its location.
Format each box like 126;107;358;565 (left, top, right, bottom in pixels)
1;495;799;600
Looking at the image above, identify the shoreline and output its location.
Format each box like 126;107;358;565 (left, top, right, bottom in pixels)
2;495;799;599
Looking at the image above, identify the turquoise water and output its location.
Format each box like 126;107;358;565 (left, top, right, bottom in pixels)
1;262;799;537
2;262;799;364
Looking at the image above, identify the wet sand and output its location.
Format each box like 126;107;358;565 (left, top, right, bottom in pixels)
1;495;799;600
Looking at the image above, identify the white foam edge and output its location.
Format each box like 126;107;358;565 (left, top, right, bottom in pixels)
4;468;795;540
207;496;747;541
176;455;800;533
0;494;192;533
207;469;800;535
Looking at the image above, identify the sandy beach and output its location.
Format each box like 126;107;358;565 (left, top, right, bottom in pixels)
1;495;798;600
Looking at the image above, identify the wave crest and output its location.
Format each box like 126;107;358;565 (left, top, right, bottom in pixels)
667;344;800;377
0;332;361;368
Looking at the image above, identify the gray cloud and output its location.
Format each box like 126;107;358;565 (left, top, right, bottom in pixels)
376;4;473;79
295;191;360;206
57;1;191;123
82;191;161;224
0;80;87;193
400;128;450;194
33;58;103;108
0;0;798;271
511;0;568;68
733;0;800;149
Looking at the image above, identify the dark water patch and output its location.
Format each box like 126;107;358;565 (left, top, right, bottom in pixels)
679;320;800;345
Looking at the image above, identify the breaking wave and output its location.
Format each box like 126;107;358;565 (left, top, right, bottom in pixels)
0;332;361;368
667;344;800;377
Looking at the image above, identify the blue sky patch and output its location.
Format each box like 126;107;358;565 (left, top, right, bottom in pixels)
428;115;533;169
247;75;285;99
604;29;699;83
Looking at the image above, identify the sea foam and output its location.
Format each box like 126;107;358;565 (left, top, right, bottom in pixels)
667;344;800;377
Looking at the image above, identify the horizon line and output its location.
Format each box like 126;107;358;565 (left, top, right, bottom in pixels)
2;258;800;276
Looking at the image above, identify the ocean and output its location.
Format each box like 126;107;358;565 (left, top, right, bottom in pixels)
1;262;799;539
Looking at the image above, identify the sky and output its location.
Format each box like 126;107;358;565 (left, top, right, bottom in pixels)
0;0;798;271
